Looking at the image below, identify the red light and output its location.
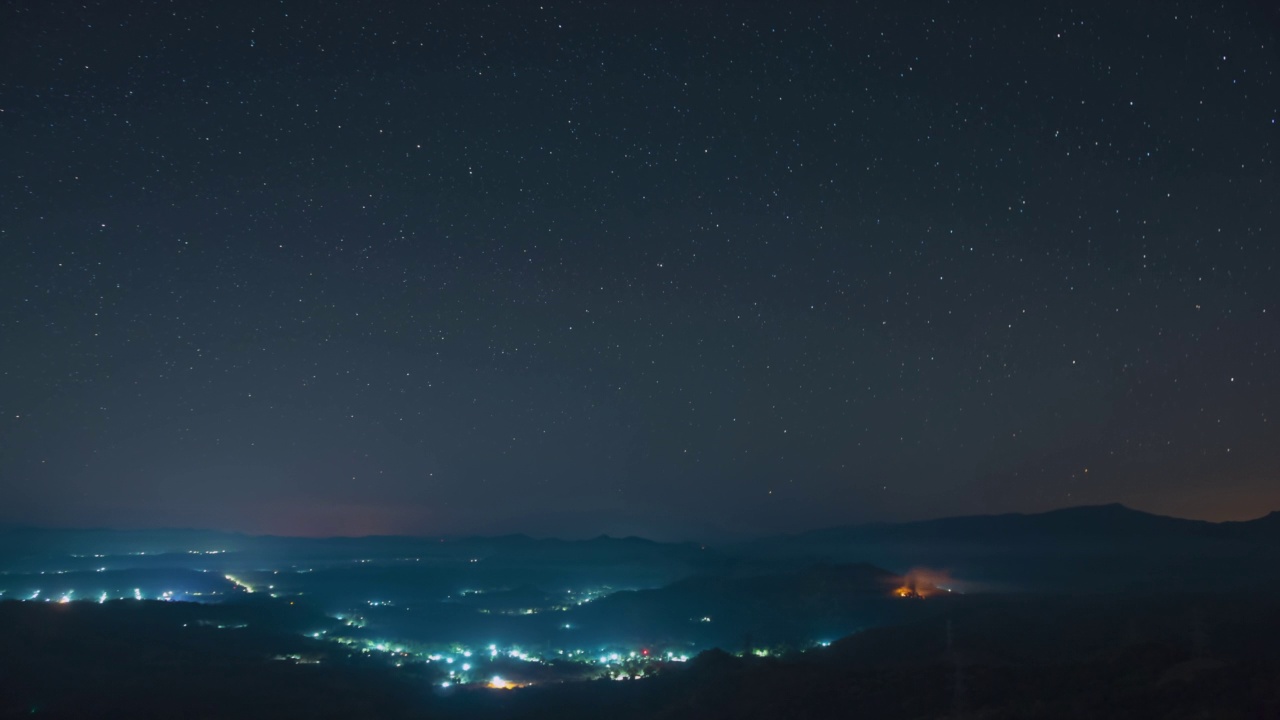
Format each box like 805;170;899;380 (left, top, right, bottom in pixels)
642;649;649;656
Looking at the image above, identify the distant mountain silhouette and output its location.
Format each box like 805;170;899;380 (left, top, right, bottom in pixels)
6;504;1280;595
793;504;1228;543
739;504;1280;593
1229;510;1280;543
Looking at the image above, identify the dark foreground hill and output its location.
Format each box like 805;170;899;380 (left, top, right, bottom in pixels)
563;562;917;648
0;599;429;719
432;590;1280;720
6;588;1280;720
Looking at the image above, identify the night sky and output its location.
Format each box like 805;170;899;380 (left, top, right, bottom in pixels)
2;1;1278;539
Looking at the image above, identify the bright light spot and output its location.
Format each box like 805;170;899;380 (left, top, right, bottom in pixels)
440;682;452;688
224;575;254;593
98;592;108;604
489;676;513;689
462;663;471;671
133;588;142;600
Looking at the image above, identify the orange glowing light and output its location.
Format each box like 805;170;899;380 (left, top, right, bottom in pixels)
890;568;955;599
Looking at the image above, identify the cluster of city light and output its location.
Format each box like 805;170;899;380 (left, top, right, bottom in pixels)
63;549;228;559
4;572;831;691
324;631;695;688
272;653;321;664
596;649;690;664
7;567;781;689
0;547;887;697
330;613;368;629
455;586;618;615
9;587;183;603
224;574;254;593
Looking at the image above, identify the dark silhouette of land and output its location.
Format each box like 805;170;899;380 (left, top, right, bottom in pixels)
4;505;1280;718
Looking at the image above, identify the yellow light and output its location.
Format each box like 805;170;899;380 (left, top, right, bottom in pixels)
225;574;255;593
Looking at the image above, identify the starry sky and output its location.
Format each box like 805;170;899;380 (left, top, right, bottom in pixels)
2;1;1278;540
